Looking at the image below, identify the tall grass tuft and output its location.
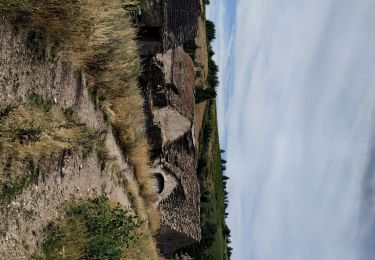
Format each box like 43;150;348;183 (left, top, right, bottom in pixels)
0;95;108;205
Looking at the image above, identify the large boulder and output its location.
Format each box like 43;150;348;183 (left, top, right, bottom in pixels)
153;106;191;145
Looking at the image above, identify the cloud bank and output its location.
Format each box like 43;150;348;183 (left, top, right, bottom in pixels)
209;0;375;259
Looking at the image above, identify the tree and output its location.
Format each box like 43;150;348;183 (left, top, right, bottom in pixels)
227;246;233;258
207;58;219;89
222;223;231;237
208;47;215;58
195;87;217;103
201;222;217;249
183;39;197;60
205;20;216;42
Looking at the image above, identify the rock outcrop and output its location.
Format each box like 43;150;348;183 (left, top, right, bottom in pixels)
141;46;201;254
137;0;200;55
162;0;200;51
136;0;201;254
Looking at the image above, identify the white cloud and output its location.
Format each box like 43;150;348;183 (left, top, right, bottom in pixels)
209;0;375;259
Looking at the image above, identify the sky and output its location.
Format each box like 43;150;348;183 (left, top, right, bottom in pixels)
208;0;375;259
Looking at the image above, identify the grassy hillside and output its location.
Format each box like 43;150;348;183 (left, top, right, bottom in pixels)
0;1;161;258
182;100;231;259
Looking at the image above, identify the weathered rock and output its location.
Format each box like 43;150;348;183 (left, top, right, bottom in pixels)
141;46;201;254
162;0;200;51
153;106;191;145
137;0;200;55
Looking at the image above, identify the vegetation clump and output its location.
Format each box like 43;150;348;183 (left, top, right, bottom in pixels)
184;39;198;60
38;197;143;259
195;86;217;103
205;20;216;42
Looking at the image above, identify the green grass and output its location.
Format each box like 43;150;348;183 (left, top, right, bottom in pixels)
182;101;230;259
35;196;143;259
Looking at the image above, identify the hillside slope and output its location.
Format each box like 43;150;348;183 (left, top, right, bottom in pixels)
0;1;160;259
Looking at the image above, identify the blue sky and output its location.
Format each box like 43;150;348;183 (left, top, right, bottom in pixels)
208;1;375;259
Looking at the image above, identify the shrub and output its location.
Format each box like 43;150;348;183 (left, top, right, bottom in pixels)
41;197;143;259
28;92;53;112
195;87;217;103
201;222;217;249
207;58;219;89
183;39;198;60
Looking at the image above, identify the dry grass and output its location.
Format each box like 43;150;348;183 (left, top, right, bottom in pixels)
193;16;209;150
194;17;209;86
122;188;161;259
110;161;161;259
123;228;161;260
129;137;161;230
0;99;107;204
77;0;160;238
0;105;101;168
80;0;161;239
